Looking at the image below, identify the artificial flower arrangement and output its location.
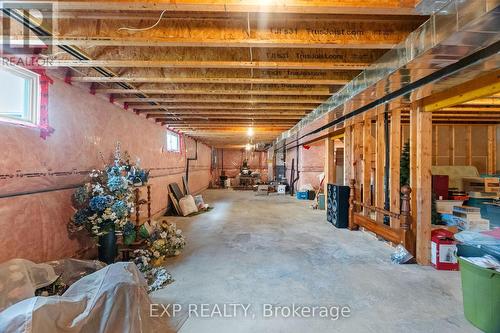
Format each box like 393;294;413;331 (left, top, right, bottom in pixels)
70;143;138;244
132;249;174;293
131;218;186;292
140;218;186;266
126;157;150;187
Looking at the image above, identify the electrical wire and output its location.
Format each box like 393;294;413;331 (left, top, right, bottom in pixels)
118;9;168;32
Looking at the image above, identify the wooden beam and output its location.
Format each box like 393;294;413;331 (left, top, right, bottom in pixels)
50;47;383;69
415;101;432;265
153;115;303;120
344;125;352;186
362;115;373;216
95;88;332;96
487;125;497;174
449;126;455;165
324;137;335;199
353;122;363;202
463;98;500;106
375;108;385;223
146;111;307;116
46;60;371;71
134;105;313;111
165;122;296;127
465;126;472;166
390;108;401;228
423;70;500;112
96;88;332;96
171;126;292;131
22;14;419;49
115;97;325;104
23;1;420;15
409;103;417;248
71;76;349;85
440;107;500;112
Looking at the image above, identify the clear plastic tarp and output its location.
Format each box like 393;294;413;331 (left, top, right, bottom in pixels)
0;259;172;333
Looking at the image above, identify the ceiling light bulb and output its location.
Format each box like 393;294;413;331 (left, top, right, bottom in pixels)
247;127;254;137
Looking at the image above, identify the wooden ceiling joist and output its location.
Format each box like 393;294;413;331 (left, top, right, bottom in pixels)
8;1;428;145
54;47;384;69
143;110;308;118
115;97;324;104
71;76;349;85
28;0;419;15
14;10;421;48
133;105;314;111
155;116;303;121
48;60;370;71
95;88;332;96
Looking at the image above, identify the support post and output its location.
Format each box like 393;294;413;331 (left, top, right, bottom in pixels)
390;109;401;227
414;101;432;265
400;185;415;256
353;121;363;203
362;115;373;216
375;108;385;222
344;125;352;186
324;137;336;196
487;125;496;174
466;126;472;166
349;179;357;230
409;105;418;226
449;125;455;165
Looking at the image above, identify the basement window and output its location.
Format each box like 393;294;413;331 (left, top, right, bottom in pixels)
0;63;40;126
166;130;180;152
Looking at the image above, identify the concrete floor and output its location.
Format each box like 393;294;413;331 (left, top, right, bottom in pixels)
152;189;478;333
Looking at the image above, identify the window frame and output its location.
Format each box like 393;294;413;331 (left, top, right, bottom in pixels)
166;130;181;153
0;63;40;127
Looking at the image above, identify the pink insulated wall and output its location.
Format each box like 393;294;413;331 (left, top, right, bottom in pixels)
0;77;212;263
286;141;325;191
212;148;268;182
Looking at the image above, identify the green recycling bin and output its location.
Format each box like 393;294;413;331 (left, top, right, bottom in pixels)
458;257;500;333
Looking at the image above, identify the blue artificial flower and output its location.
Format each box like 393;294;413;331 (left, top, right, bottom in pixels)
107;165;122;177
72;186;89;208
107;175;127;192
90;195;114;212
111;200;129;218
73;208;91;225
123;221;135;236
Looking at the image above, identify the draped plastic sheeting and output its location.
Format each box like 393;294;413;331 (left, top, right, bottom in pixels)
0;260;172;333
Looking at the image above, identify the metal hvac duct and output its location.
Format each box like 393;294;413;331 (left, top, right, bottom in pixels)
277;0;500;143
